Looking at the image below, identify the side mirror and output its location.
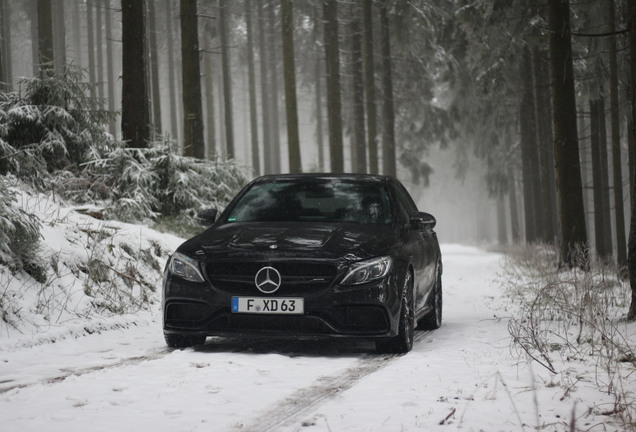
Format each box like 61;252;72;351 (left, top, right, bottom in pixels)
410;212;436;229
197;208;218;226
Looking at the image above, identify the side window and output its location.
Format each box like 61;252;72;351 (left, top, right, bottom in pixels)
395;181;427;225
391;182;414;224
397;183;418;212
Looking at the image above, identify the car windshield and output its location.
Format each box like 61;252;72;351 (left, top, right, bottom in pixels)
225;179;393;224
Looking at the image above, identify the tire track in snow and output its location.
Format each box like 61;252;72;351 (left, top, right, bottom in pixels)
0;348;171;394
235;331;431;432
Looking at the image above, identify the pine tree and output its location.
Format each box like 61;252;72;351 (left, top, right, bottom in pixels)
379;2;396;177
218;0;235;159
547;0;589;266
323;0;344;172
281;0;301;173
180;0;204;158
121;0;150;148
36;0;54;75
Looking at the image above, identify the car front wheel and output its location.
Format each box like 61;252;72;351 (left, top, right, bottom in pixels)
418;264;442;330
376;270;414;354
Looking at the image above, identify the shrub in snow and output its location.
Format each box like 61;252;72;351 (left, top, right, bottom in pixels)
0;68;246;226
0;66;113;185
147;141;247;216
0;176;42;277
83;146;159;222
76;139;248;224
504;244;636;428
0;192;179;336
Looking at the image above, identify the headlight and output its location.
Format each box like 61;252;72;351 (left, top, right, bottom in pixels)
169;252;205;283
341;256;392;285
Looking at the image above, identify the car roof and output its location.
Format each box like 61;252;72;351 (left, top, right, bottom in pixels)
251;173;394;183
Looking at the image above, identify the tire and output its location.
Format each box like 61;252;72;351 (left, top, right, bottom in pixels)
376;270;415;354
418;264;442;330
164;333;206;348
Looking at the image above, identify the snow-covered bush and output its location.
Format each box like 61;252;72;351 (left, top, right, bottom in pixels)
0;176;41;276
0;186;183;338
0;68;246;227
0;67;247;226
147;141;247;216
0;67;113;185
71;139;248;224
83;146;159;221
503;244;636;429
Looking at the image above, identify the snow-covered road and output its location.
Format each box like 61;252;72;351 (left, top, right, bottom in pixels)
0;245;614;431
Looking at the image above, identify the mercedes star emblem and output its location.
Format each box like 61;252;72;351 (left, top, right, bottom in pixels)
254;266;282;294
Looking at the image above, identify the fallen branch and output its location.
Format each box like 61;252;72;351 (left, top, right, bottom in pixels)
439;407;456;425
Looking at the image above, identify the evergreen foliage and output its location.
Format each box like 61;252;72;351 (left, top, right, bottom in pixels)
0;67;247;281
0;66;113;184
79;140;248;222
0;176;41;274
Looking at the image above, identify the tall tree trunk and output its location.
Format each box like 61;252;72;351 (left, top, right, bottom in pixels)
315;64;325;171
0;0;12;91
266;1;281;173
104;0;117;138
508;165;521;244
245;0;259;174
30;0;39;76
87;0;96;97
598;96;613;258
72;1;82;66
203;34;216;158
96;0;104;99
323;0;344;172
590;98;613;259
257;0;272;174
519;46;541;243
280;0;301;173
52;0;65;74
497;191;508;245
174;5;183;147
579;115;594;246
148;0;162;136
630;120;635;199
121;0;150;148
166;1;180;142
627;0;636;320
362;0;378;174
219;0;235;159
350;6;366;174
547;0;589;266
37;0;54;75
609;0;627;267
533;47;558;243
217;59;226;157
314;8;325;172
379;2;396;177
180;0;204;158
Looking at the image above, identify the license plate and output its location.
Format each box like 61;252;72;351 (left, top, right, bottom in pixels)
231;297;304;315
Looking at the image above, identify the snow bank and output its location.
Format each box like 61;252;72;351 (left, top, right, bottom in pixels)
0;186;184;350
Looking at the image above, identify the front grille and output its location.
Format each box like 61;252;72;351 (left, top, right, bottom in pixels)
206;260;337;295
227;314;326;333
207;305;389;335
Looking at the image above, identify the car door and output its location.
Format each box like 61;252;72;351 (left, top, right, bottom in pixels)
393;181;437;309
390;182;426;305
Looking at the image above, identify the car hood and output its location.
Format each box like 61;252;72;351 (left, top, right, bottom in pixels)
178;222;399;261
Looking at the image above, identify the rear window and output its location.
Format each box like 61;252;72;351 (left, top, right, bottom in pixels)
225;180;393;224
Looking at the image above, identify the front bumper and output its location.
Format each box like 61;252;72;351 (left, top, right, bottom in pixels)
162;271;402;340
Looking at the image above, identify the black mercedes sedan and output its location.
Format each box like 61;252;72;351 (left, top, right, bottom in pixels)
162;174;442;354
